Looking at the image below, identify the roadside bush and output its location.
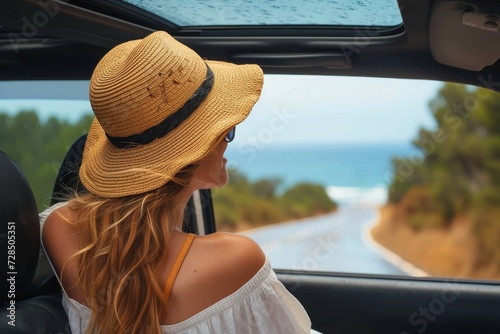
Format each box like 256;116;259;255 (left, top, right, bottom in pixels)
281;183;337;216
396;186;445;230
471;206;500;269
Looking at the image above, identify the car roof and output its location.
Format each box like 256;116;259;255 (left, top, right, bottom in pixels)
0;0;499;91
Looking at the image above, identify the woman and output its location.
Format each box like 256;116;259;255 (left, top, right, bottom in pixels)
40;31;312;333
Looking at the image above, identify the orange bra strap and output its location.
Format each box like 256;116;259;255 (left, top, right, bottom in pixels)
163;233;196;306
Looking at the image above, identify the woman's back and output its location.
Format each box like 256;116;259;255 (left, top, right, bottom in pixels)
42;205;266;324
41;204;312;333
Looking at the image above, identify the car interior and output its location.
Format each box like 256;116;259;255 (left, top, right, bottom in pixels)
1;0;499;333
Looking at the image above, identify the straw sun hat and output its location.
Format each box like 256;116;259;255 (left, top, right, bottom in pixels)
79;31;263;198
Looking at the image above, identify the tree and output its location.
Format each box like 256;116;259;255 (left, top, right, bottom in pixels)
0;111;93;210
386;83;500;268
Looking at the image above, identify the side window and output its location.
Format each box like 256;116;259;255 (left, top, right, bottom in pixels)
0;81;93;211
213;75;500;281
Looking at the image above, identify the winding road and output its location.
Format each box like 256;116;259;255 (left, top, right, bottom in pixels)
241;206;408;276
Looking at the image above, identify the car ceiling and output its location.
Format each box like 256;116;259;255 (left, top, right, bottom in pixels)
0;0;499;92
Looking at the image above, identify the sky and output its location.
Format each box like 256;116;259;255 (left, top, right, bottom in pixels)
0;75;442;146
239;75;440;145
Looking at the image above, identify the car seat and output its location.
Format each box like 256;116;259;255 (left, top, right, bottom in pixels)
51;134;88;205
0;151;70;333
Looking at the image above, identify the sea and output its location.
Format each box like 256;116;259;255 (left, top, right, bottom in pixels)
225;142;416;207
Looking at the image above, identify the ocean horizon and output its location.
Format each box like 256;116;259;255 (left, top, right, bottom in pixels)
225;141;416;207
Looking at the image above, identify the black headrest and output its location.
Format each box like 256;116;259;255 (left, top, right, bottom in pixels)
0;151;40;301
51;134;88;205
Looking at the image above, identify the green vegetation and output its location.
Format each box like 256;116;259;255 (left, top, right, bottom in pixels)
387;83;500;268
0;110;93;210
212;168;337;231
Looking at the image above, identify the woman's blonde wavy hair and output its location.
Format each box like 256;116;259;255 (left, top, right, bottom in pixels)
65;164;198;334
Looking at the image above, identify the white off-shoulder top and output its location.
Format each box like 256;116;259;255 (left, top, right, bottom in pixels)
40;203;318;334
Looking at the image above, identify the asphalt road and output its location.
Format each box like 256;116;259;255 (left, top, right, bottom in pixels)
242;206;408;276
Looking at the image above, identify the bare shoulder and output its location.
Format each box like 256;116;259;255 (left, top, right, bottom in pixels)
42;204;79;271
187;232;266;291
42;204;76;249
41;204;84;299
165;233;266;323
43;205;67;238
196;232;265;268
